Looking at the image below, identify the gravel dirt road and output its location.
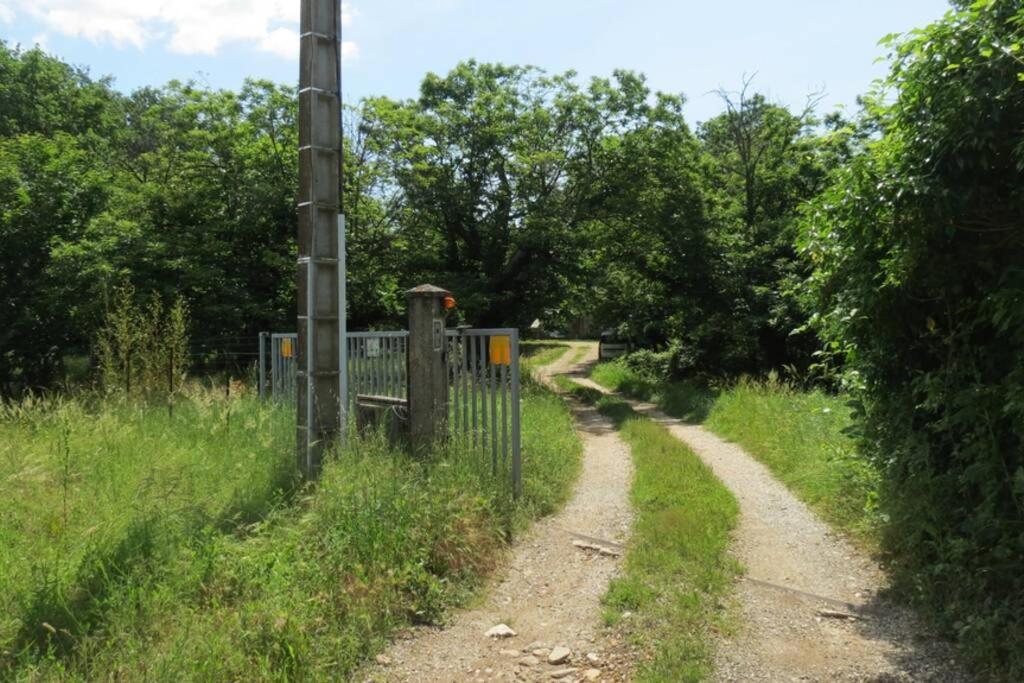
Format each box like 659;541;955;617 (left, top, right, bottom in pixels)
566;345;968;682
365;341;967;682
363;343;634;682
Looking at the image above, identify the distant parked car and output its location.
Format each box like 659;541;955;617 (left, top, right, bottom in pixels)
598;329;630;360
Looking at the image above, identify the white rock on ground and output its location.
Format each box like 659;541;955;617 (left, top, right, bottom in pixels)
547;646;572;665
484;624;516;639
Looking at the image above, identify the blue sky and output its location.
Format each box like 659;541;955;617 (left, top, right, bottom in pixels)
1;0;951;124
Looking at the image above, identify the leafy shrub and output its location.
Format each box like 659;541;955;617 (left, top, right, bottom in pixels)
96;284;190;398
800;1;1024;675
621;348;673;380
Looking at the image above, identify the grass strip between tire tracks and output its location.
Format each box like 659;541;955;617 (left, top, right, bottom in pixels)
556;376;739;682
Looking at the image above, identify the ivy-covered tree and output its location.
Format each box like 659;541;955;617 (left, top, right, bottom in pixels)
801;0;1024;674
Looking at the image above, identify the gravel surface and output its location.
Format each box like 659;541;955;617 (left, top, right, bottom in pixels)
569;360;969;683
361;344;635;683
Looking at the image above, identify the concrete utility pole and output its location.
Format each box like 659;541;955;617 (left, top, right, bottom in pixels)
297;0;342;477
406;285;451;457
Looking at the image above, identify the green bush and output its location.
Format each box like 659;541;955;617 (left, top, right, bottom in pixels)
800;1;1024;676
620;348;673;380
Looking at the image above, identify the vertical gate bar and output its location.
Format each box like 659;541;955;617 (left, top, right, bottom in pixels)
480;336;489;456
452;335;460;434
270;338;276;401
490;341;498;474
379;336;385;396
376;335;385;395
366;337;373;395
379;336;385;395
470;335;478;448
478;334;487;453
511;330;521;498
258;332;267;400
382;337;387;396
354;338;360;400
500;361;508;466
398;337;403;398
393;337;399;398
369;337;375;396
375;336;381;396
461;333;469;432
390;336;397;397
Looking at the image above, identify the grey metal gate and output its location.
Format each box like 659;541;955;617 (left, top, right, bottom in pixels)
258;328;521;493
346;331;409;406
446;329;521;494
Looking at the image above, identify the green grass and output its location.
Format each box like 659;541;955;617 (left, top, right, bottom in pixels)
520;341;570;369
559;379;739;682
0;375;580;680
591;362;881;545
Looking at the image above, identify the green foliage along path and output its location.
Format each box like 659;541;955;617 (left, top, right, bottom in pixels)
801;2;1024;675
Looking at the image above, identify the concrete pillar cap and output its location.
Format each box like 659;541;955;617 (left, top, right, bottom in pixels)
406;284;451;298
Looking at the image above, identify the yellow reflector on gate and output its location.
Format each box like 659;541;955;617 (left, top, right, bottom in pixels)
489;335;511;366
281;338;294;358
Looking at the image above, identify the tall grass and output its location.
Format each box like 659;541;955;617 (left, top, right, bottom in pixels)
0;390;296;668
591;362;881;545
1;374;581;679
558;379;739;682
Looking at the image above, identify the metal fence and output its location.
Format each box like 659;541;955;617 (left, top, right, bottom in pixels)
258;328;521;493
259;332;299;403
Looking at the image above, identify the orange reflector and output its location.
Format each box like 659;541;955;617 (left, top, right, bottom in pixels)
489;335;511;366
281;338;294;358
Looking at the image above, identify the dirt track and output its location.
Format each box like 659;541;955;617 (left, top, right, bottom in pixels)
366;342;966;682
364;343;633;682
568;351;967;682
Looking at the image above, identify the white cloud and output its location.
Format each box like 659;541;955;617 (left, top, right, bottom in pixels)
6;0;359;61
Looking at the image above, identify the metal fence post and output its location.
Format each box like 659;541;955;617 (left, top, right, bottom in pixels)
258;331;268;400
510;329;521;499
406;285;450;457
